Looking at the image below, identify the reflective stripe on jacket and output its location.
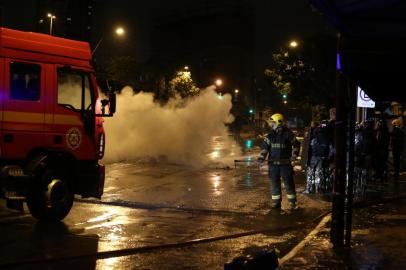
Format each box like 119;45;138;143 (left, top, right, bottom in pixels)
259;126;300;162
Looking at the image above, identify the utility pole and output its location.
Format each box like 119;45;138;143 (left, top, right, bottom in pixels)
345;81;357;246
331;34;347;247
331;34;357;247
47;13;56;35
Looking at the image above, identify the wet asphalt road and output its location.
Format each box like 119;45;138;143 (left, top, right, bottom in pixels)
0;136;330;269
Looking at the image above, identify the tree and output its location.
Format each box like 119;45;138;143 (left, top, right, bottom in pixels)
311;104;329;123
264;51;304;96
105;56;139;88
264;35;336;121
167;68;200;98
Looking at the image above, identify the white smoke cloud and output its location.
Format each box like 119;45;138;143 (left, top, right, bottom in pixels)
103;86;241;166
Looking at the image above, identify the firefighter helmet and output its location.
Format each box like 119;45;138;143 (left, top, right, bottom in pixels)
267;113;284;127
392;119;401;127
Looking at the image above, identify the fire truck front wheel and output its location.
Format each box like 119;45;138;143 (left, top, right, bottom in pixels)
26;160;74;221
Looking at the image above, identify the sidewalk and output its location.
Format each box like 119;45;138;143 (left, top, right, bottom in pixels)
280;176;406;269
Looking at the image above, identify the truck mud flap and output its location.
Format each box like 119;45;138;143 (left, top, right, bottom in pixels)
78;164;105;199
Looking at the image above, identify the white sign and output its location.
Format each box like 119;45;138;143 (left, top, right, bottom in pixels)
357;87;375;108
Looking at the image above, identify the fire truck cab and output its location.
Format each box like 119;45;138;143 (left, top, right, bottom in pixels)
0;28;115;220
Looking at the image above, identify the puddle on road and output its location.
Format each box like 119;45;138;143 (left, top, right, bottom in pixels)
82;211;118;224
210;174;224;196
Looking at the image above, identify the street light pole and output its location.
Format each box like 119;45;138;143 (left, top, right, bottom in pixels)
47;13;56;35
214;78;223;99
92;37;104;56
92;27;125;56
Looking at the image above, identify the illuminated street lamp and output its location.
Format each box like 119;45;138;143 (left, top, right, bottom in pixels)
47;13;56;35
92;26;126;55
215;79;223;87
180;65;191;79
233;88;240;102
214;79;223;99
115;27;125;36
289;40;298;48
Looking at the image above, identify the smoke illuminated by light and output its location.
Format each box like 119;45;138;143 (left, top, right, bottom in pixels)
210;149;221;159
103;87;240;165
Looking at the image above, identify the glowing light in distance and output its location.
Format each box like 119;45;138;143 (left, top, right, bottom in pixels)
115;27;125;36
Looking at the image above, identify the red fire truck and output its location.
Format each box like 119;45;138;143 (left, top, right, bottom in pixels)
0;28;115;221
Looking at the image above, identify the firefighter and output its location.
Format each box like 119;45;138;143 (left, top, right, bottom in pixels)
305;120;334;193
390;119;404;179
258;113;300;210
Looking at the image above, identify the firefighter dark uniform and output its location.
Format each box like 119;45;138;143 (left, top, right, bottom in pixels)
258;113;300;210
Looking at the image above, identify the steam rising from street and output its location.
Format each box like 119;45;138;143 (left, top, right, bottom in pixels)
103;87;240;165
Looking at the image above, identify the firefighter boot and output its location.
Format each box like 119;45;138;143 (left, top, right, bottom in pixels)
271;201;281;210
289;202;298;210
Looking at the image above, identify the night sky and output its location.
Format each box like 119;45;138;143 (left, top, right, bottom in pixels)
0;0;334;97
1;0;333;67
93;0;333;64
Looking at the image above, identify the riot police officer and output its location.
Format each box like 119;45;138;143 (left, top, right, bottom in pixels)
258;113;300;210
374;119;390;182
390;119;404;178
361;119;376;180
305;120;333;193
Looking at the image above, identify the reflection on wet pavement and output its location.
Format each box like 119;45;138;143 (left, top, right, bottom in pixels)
0;135;329;269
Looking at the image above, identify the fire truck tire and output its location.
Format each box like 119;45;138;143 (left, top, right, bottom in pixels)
26;158;74;221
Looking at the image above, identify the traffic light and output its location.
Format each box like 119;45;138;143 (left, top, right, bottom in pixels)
282;94;288;105
249;108;255;114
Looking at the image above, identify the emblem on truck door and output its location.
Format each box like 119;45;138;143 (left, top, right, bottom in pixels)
66;127;82;150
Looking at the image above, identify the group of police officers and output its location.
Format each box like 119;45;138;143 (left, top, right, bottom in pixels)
257;113;404;211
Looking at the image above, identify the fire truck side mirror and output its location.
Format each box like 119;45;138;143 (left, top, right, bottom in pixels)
98;92;116;117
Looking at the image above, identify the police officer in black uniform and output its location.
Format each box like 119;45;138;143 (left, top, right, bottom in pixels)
258;113;300;210
361;119;376;180
305;120;334;193
391;119;404;179
374;119;390;182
